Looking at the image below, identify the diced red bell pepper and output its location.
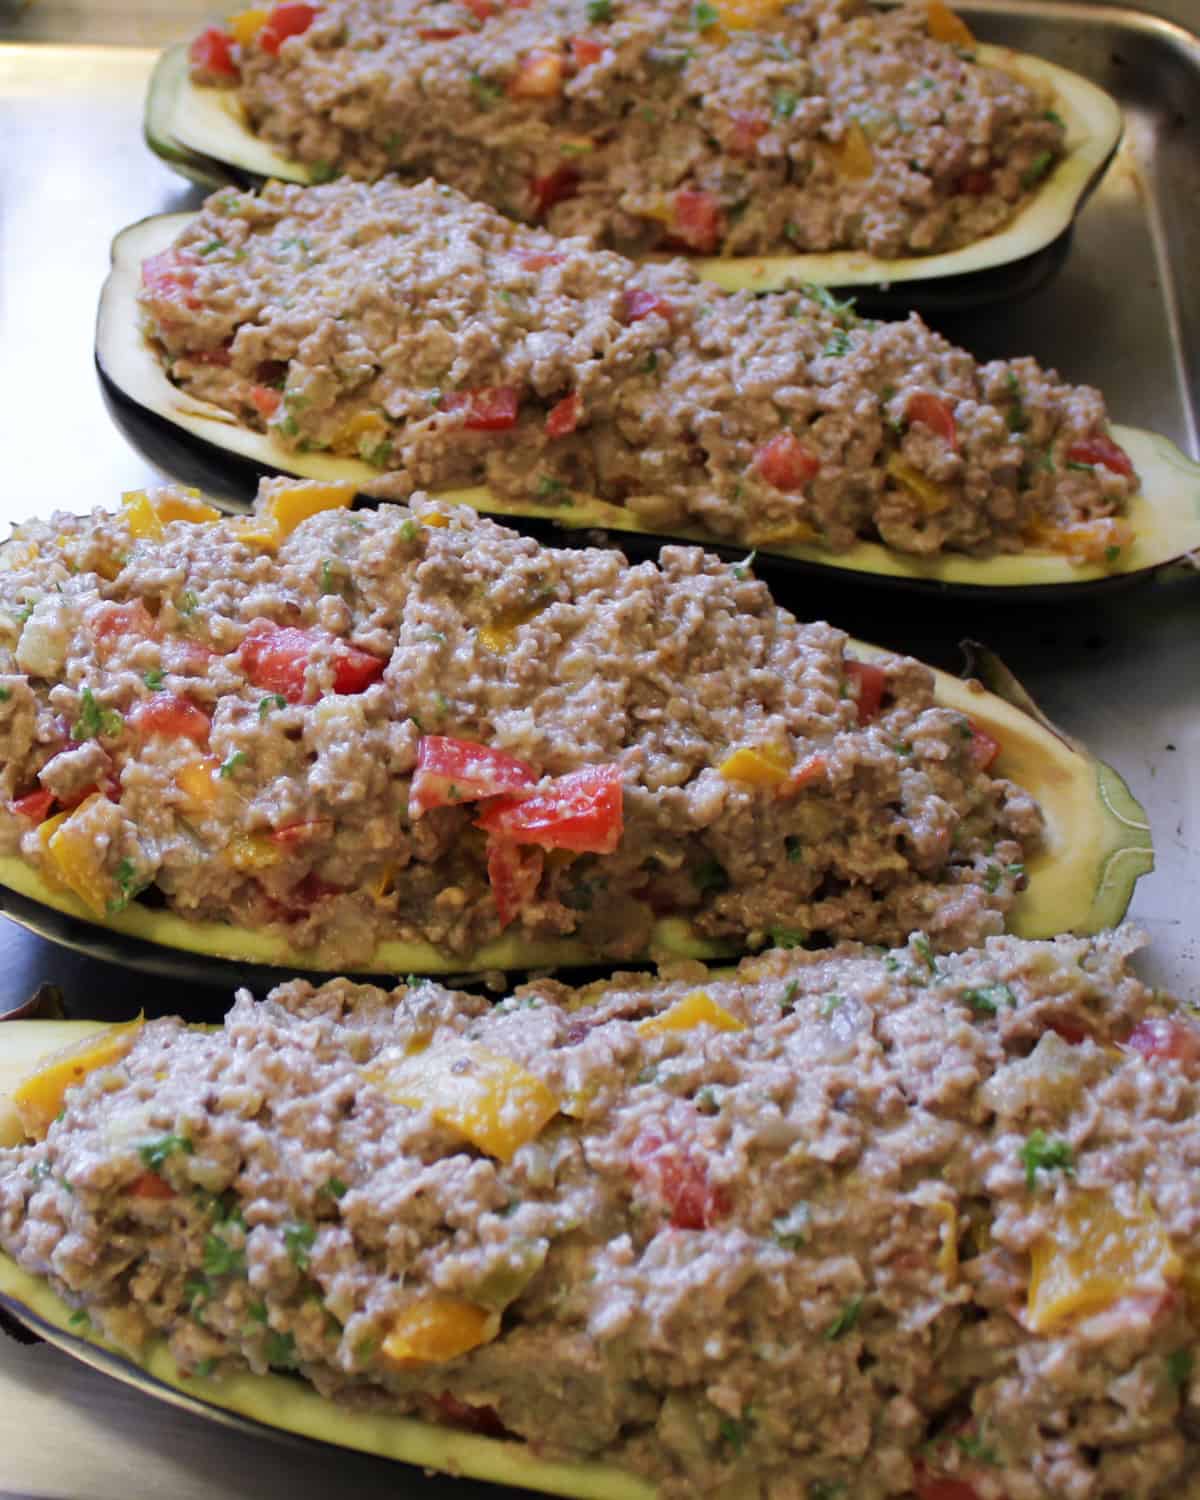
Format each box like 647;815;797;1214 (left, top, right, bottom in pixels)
130;693;211;745
623;289;674;324
545;392;581;438
729;110;769;156
530;165;580;217
570;35;604;66
670;189;724;254
1125;1018;1200;1066
912;1466;983;1500
269;819;334;847
259;2;318;55
417;26;464;39
189;27;240;80
1065;435;1135;478
518;250;564;271
462;0;497;18
959;169;993;195
1046;1017;1090;1045
10;788;55;824
964;719;1000;770
753;431;820;490
475;762;623;853
129;1171;176;1201
408;735;537;819
631;1123;729;1230
905;392;958;450
239;624;385;704
187;344;234;367
90;600;160;657
844;659;887;725
442;387;521;431
487;838;545;928
433;1393;507;1437
250;385;282;420
141;250;201;312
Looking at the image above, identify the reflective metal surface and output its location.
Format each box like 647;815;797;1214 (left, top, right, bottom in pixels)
0;2;1197;1495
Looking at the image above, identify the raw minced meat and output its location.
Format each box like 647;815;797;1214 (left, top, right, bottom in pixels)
0;482;1040;966
3;927;1198;1496
140;179;1138;559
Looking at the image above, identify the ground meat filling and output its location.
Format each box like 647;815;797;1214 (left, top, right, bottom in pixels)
3;929;1198;1498
0;487;1040;965
189;0;1068;261
140;180;1138;560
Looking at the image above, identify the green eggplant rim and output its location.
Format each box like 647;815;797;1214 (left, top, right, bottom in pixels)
98;211;1200;593
145;40;1123;292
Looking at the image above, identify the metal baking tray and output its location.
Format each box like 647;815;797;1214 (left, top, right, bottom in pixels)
0;4;1197;1494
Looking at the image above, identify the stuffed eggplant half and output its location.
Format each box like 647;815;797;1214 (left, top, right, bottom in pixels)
3;927;1199;1497
146;0;1124;301
99;186;1200;597
0;480;1150;975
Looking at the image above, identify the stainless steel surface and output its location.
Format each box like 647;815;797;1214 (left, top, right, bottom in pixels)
0;4;1197;1496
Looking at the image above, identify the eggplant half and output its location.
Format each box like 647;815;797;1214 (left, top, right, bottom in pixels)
0;619;1153;982
98;212;1200;601
0;1022;651;1498
144;39;1122;307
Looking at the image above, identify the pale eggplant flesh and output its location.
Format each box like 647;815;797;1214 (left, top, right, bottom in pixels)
0;598;1153;981
143;39;1123;309
97;212;1200;603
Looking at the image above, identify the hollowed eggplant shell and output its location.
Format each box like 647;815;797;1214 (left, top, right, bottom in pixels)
0;560;1153;981
143;40;1123;310
98;212;1200;602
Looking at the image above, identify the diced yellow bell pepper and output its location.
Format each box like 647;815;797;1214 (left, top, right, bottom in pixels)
477;600;549;654
227;516;281;553
176;758;220;808
719;743;793;787
509;49;564;99
932;1200;959;1282
381;1296;498;1367
836;121;874;180
263;481;357;539
12;1017;144;1140
886;454;951;515
715;0;785;27
227;834;282;873
1027;1190;1182;1333
152;492;222;526
422;511;449;529
227;7;268;45
43;794;111;916
371;1043;558;1163
638;990;745;1037
1025;516;1134;566
122;490;165;542
926;0;975;47
746;519;818;547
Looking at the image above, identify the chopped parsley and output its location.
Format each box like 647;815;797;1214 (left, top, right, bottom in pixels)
320;559;339;594
1021;150;1054;189
265;1331;298;1369
803;283;858;327
362;439;393;468
587;0;612;17
1004;371;1028;433
284;1221;317;1271
642;350;659;374
193;1357;217;1378
772;90;799;119
1043;109;1066;128
1066;459;1095;473
536;474;571;503
823;330;851;358
825;1294;863;1341
142;668;164;690
109;857;148;914
809;1484;847;1500
202;1233;246;1279
258;694;287;720
1019;1130;1073;1191
691;0;719;26
322;1177;349;1200
819;993;845;1017
199;239;225;256
1167;1349;1193;1389
138;1134;193;1171
771;1201;810;1249
731;549;757;580
309;160;338;183
219;750;248;779
399;518;420;543
769;926;808;950
718;1414;750;1453
0;687;9;702
71;688;123;742
956;1431;1000;1466
184;1275;210;1313
468;70;502;107
962;983;1016;1016
68;1308;92;1330
779;978;800;1013
784;835;803;863
911;934;936;973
